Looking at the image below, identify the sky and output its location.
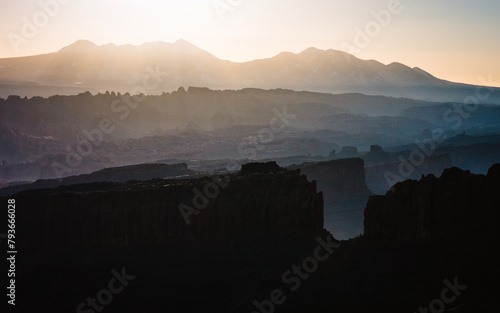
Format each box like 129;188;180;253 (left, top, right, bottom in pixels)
1;0;499;86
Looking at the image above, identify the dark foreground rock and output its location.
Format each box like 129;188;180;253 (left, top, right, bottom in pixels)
365;164;500;241
6;166;323;253
2;163;499;313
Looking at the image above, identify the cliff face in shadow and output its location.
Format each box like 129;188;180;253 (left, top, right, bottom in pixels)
290;158;372;239
8;165;323;253
6;162;500;313
364;164;500;241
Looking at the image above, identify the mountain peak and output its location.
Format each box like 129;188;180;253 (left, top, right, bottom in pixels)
413;67;437;80
302;47;322;53
173;38;191;45
58;40;97;53
170;39;215;57
298;47;327;57
172;39;204;52
298;47;353;59
387;62;410;69
140;39;195;48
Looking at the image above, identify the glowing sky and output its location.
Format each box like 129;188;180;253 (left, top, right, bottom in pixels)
1;0;499;86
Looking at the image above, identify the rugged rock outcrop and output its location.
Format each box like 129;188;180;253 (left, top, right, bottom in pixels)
239;161;282;175
338;146;358;158
327;149;337;159
364;164;500;241
369;144;384;154
7;165;323;252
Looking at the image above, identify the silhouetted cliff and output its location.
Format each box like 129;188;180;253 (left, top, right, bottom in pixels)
364;164;500;241
9;165;323;252
7;163;500;313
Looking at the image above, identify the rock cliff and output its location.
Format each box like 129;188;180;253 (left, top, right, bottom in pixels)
8;165;323;252
364;164;500;241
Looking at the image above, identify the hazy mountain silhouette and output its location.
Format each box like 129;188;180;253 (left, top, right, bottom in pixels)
1;39;499;103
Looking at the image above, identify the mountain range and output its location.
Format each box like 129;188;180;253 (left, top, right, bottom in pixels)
1;39;499;103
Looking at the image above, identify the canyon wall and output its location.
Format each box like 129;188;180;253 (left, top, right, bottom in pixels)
364;164;500;241
5;165;323;252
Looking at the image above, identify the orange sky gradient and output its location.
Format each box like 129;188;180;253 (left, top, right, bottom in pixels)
1;0;499;87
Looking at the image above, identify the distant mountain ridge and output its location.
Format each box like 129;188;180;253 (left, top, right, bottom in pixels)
1;39;499;103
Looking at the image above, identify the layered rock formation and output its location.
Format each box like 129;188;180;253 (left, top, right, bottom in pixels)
8;165;323;252
364;164;500;241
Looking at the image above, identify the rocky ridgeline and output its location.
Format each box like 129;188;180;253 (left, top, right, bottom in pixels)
9;163;323;252
0;163;194;196
364;163;500;241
